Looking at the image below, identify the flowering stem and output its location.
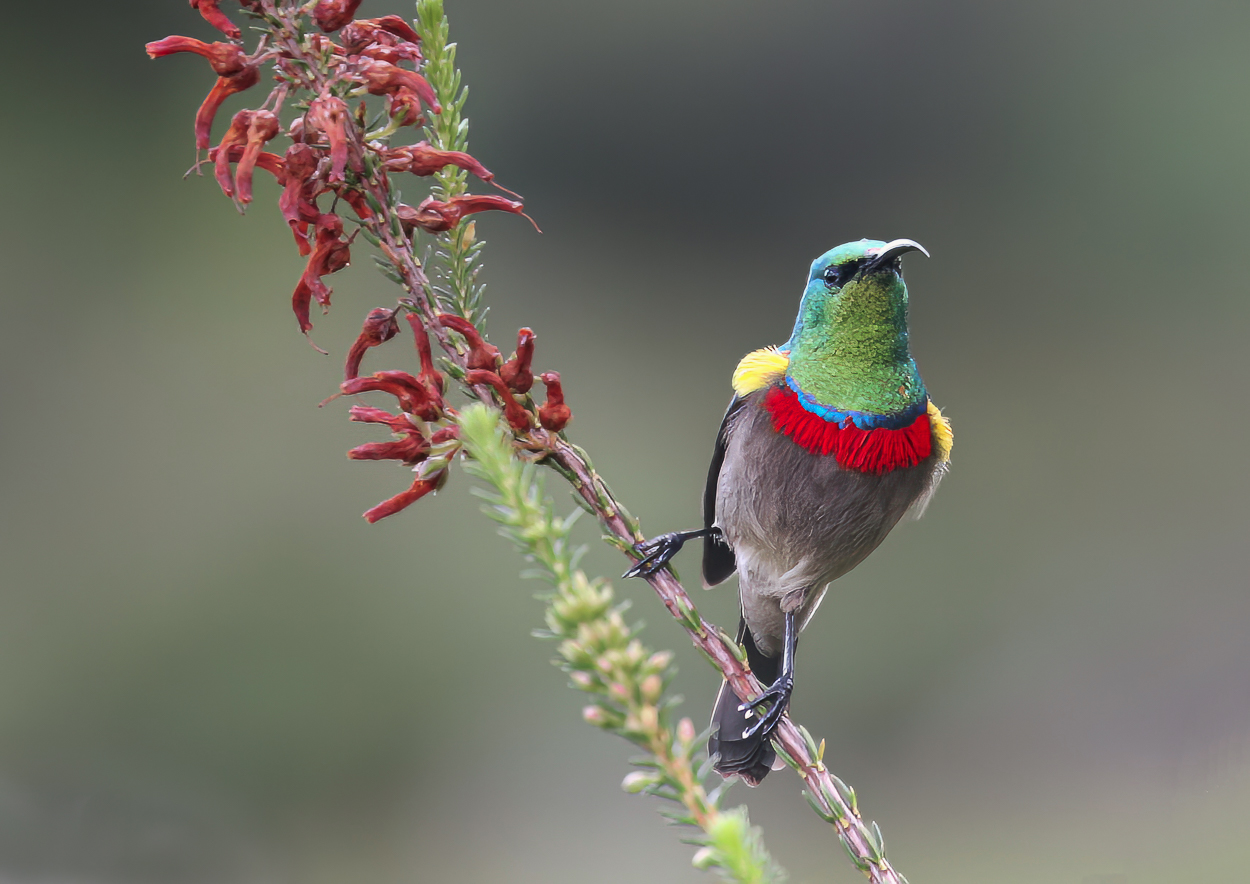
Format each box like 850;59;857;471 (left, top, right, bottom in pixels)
152;1;914;881
458;405;783;884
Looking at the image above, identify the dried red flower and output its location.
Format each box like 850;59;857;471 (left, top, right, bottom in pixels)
207;144;285;182
362;475;442;523
538;372;571;432
340;17;422;64
190;0;241;39
347;406;427;464
342;370;441;422
345;308;400;380
392;203;423;237
214;110;267;200
347;404;410;429
382;142;513;194
195;64;260;150
291;213;353;333
145;36;246;75
436;314;499;371
405;313;444;400
213;111;250;191
465;370;533;431
345;365;458;523
232;110;281;204
500;328;535;394
363;15;421;44
407;195;540;234
306;94;352;183
312;0;364;32
279;144;325;255
356;59;440;122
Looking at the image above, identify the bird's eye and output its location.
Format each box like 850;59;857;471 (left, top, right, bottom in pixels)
823;259;862;287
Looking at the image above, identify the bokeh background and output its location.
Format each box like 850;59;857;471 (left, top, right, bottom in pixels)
2;1;1249;882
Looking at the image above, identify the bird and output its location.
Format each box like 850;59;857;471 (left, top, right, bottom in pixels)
624;238;953;785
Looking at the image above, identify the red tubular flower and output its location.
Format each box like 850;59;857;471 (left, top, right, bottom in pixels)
405;313;444;400
345;308;400;380
357;59;441;120
348;424;428;463
312;0;364;32
306;94;351;183
358;43;409;65
409;195;540;234
363;15;421;44
465;370;532;431
291;214;352;333
207;144;285;181
235;110;281;204
539;371;571;432
436;314;499;371
190;0;241;39
342;370;441;422
500;328;535;394
279;144;324;255
348;404;408;427
145;36;246;75
341;17;422;63
213;110;253;197
363;476;442;523
383;142;504;189
195;64;259;150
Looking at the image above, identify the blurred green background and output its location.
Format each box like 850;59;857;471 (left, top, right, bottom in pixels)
2;1;1249;882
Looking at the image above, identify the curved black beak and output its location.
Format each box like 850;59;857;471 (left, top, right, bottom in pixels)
861;238;929;275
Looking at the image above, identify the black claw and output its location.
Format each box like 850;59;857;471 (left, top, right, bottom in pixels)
739;675;793;740
623;529;714;579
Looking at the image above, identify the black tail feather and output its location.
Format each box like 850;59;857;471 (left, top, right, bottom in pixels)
707;618;781;786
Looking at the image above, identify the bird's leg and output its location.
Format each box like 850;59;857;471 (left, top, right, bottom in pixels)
740;610;797;740
622;527;721;579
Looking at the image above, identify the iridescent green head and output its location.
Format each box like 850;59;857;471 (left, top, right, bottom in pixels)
783;238;930;417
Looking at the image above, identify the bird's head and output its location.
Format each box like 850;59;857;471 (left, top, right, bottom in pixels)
782;238;929;354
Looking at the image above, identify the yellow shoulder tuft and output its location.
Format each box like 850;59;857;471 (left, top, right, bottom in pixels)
927;400;953;463
732;347;789;396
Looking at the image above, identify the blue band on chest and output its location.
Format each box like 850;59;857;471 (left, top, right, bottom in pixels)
784;376;928;430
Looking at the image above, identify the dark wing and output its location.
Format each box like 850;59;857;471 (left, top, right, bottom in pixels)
701;395;745;586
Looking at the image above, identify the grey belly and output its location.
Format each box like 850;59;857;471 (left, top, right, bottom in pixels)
715;393;938;656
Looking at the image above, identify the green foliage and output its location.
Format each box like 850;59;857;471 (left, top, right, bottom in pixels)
458;405;784;884
414;0;487;326
694;809;785;884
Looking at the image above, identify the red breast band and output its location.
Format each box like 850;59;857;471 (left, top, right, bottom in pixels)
762;385;932;473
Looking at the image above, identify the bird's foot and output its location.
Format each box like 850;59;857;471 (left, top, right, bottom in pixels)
623;529;710;579
739;675;794;740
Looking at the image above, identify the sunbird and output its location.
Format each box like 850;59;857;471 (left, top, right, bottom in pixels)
625;239;952;784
